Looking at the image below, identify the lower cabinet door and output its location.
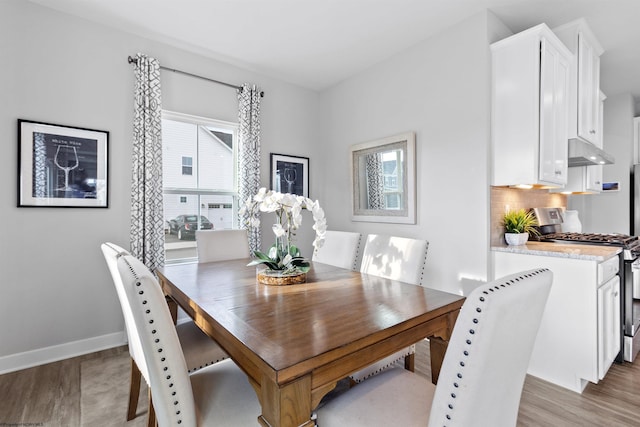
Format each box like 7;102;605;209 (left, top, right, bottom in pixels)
598;275;621;379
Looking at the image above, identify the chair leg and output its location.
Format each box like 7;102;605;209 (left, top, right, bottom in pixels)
404;353;415;372
127;357;142;421
147;388;157;427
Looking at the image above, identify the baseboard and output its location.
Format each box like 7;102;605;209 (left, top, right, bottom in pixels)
0;331;127;375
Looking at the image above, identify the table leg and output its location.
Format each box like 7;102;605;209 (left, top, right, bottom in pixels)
165;296;178;324
257;373;315;427
429;308;460;384
429;336;448;384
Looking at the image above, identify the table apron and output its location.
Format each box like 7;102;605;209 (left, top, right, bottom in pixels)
309;311;455;392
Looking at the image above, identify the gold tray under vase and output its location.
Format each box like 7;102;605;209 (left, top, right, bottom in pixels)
257;269;307;286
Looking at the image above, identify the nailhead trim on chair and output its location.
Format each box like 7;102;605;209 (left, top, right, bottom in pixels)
439;269;547;426
418;241;429;286
351;357;408;384
352;235;362;271
124;258;187;426
117;243;226;375
187;358;228;374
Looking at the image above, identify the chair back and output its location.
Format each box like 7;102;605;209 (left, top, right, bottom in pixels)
117;254;197;426
101;242;149;382
196;229;250;263
428;268;553;427
360;234;429;285
312;230;361;270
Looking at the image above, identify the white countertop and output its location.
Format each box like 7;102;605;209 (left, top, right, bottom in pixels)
492;241;621;261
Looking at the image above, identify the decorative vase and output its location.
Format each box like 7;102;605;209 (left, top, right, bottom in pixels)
561;210;582;233
505;232;529;246
257;268;307;286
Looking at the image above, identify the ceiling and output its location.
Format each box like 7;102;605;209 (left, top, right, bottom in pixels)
27;0;640;98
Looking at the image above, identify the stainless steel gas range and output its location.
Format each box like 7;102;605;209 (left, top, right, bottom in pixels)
534;207;640;362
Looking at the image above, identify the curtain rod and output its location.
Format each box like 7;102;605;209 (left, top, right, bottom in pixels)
127;56;264;97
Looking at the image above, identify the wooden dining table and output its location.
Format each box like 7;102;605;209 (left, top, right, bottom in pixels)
157;259;465;427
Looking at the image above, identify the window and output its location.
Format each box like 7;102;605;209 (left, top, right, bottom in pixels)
181;156;193;175
162;111;238;262
381;150;403;211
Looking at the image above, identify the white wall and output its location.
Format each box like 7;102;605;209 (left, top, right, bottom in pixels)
0;2;542;371
569;93;635;234
0;0;319;371
317;11;499;294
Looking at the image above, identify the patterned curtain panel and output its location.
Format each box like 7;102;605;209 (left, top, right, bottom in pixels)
130;53;165;271
366;152;385;210
33;132;46;198
237;84;262;254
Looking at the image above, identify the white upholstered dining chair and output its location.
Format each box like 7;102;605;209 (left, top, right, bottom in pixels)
196;229;250;263
349;234;429;383
101;243;228;425
311;230;361;270
318;268;553;427
116;253;262;426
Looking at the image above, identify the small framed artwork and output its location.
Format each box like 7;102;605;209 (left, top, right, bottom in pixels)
18;119;109;207
270;153;309;197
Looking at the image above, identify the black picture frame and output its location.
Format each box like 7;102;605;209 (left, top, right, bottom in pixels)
270;153;309;197
17;119;109;208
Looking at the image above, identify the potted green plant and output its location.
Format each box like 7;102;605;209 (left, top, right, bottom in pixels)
502;209;540;245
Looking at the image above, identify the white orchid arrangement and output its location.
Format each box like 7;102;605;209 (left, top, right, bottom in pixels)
239;187;327;273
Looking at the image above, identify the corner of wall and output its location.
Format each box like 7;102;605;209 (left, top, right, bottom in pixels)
486;9;515;44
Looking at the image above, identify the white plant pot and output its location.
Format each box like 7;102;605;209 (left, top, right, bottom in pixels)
505;232;529;246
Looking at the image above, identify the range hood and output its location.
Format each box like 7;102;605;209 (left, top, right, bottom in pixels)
568;138;615;167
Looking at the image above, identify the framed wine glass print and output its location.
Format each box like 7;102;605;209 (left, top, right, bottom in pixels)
18;119;109;207
270;153;309;197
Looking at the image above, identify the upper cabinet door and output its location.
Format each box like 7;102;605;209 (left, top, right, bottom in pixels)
554;19;604;146
577;33;601;145
491;23;572;188
539;37;570;185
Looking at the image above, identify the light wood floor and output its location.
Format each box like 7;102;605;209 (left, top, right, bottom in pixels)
0;346;128;426
2;341;640;426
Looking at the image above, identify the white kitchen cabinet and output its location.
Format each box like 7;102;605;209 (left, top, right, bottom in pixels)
553;91;604;194
491;24;571;188
586;90;606;190
493;250;620;393
554;19;604;146
585;91;606;191
598;275;620;379
554;165;602;194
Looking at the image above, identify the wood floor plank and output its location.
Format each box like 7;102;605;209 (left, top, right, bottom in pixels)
1;342;640;426
415;339;640;427
0;357;79;425
0;346;127;426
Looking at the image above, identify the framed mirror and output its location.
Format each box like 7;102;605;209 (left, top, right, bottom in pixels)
350;132;416;224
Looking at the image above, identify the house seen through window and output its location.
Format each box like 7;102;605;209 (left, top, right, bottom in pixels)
382;149;403;209
181;156;193;175
162;111;238;262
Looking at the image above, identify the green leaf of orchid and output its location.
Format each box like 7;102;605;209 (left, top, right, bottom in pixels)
247;259;280;270
289;245;301;257
253;251;275;261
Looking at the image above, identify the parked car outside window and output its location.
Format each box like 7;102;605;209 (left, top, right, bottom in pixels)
168;215;213;240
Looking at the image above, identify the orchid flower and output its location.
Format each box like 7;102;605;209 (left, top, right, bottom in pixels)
241;187;326;272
